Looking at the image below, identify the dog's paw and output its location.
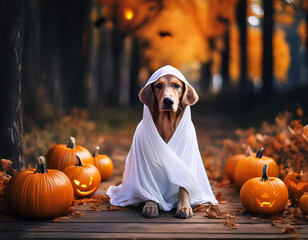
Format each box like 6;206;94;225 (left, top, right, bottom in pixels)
142;201;159;218
175;205;193;219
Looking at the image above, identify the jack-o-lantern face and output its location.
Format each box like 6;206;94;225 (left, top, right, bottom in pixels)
283;172;308;199
63;154;101;198
240;164;289;215
255;191;280;208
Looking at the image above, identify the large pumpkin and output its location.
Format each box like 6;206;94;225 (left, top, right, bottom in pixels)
299;193;308;214
225;146;253;183
92;146;114;181
234;148;279;189
62;154;101;198
46;136;94;170
240;164;289;215
283;171;308;199
5;156;74;219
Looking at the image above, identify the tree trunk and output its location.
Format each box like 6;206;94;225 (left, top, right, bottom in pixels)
129;37;141;105
222;20;230;92
0;0;26;170
58;0;90;109
262;0;274;97
236;0;249;95
199;62;212;93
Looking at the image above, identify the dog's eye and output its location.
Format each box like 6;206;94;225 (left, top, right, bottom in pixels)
173;83;180;89
155;83;162;89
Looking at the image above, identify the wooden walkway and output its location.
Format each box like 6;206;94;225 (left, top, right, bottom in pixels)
0;186;307;239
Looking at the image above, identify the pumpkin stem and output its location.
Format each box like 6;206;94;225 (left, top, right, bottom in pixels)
35;156;48;173
92;146;100;158
245;146;253;156
256;147;264;158
76;154;84;167
67;136;76;149
261;164;269;181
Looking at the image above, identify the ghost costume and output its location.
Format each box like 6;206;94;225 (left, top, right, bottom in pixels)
106;65;218;211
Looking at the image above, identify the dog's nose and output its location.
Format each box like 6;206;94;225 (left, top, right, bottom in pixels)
163;97;174;107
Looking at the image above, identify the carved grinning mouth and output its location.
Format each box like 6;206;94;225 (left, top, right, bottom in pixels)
256;198;276;207
76;188;96;195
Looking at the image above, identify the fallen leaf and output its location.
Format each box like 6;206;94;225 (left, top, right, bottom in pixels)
204;205;222;219
281;225;297;234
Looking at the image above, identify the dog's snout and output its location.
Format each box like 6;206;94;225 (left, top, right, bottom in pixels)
163;97;174;107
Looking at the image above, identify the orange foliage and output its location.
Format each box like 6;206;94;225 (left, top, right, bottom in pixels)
136;0;239;70
273;29;291;83
247;27;263;79
247;27;290;82
229;25;240;81
297;20;307;48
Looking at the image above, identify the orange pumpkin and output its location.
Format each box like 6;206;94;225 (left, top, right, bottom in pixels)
5;156;74;219
299;193;308;214
92;146;114;181
240;164;289;215
234;148;279;189
46;136;94;170
225;146;253;183
283;171;308;199
62;154;101;198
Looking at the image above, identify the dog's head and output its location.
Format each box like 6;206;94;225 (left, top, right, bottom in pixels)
139;74;199;112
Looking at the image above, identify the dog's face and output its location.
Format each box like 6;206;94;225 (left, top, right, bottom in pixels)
139;74;199;111
153;75;184;112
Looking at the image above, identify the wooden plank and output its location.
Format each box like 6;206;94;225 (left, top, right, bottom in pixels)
0;232;304;239
1;223;307;234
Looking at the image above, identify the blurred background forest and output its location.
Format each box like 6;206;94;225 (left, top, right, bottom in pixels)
0;0;307;170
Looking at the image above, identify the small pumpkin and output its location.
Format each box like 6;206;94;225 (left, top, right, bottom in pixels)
62;154;101;198
240;164;289;215
225;146;253;183
4;156;74;219
92;146;114;181
283;171;308;199
234;147;279;189
46;136;94;170
299;193;308;214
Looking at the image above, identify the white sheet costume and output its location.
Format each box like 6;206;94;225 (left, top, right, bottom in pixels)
106;65;218;211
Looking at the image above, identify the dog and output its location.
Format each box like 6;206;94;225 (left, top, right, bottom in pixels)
138;74;199;218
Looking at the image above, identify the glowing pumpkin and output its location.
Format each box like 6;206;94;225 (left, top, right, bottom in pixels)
5;156;74;219
299;193;308;214
225;146;253;183
234;148;279;189
92;146;114;181
283;171;308;199
46;136;94;170
62;154;101;198
240;164;289;215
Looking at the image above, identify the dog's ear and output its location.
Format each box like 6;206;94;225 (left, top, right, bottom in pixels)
139;85;155;107
181;83;199;106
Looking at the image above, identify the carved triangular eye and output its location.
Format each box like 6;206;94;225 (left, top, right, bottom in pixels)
89;176;93;185
74;180;80;185
273;190;280;197
261;192;269;198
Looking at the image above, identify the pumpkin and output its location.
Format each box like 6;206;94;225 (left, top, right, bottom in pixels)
283;171;308;199
46;136;94;170
4;156;74;219
62;154;101;198
240;164;289;215
225;146;253;183
234;148;279;189
299;193;308;214
92;146;114;181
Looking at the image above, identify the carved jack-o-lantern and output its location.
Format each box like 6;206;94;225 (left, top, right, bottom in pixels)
240;164;289;215
283;171;308;199
62;154;101;198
